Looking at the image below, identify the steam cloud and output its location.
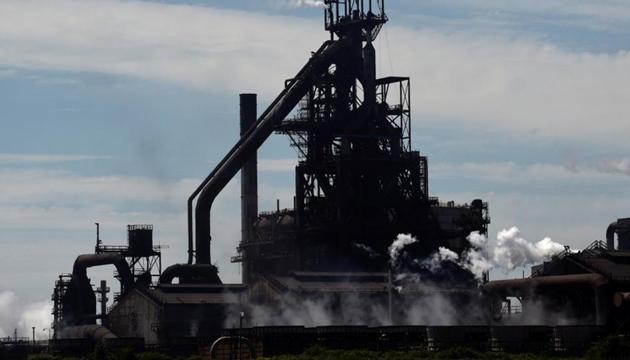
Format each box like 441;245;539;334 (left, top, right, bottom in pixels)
236;227;568;328
288;0;327;9
0;291;53;340
424;226;565;279
388;233;417;267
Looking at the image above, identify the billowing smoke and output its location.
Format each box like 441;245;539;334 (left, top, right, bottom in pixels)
235;228;566;328
388;233;417;268
419;227;565;279
466;227;565;278
0;291;53;340
288;0;327;9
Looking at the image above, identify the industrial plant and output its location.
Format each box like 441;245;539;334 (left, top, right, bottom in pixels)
16;0;627;358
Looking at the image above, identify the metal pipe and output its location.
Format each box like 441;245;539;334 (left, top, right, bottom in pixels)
186;39;340;264
240;93;258;284
159;263;221;285
194;38;348;264
72;254;133;291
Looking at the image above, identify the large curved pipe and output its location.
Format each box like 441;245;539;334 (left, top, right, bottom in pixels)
193;38;349;264
607;221;618;250
186;39;340;264
72;254;133;291
159;263;221;285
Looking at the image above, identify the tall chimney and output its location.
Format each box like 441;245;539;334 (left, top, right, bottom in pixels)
240;94;258;284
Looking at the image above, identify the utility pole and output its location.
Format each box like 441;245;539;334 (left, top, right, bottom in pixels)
32;327;35;345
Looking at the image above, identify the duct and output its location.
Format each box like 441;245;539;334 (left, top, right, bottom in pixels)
193;38;349;265
58;325;117;342
159;263;221;285
240;93;258;284
61;254;134;326
72;254;133;291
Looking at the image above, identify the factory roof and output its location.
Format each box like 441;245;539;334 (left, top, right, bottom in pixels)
150;290;242;305
131;285;246;306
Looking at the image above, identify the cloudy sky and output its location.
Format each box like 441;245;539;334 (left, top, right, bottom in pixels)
1;0;629;335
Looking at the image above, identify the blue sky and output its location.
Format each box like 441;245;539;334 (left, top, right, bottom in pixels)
0;0;629;334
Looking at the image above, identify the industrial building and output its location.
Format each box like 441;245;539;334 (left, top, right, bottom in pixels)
47;0;630;357
486;218;630;330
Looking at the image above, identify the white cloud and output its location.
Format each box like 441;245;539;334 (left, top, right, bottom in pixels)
285;0;327;9
0;166;298;293
0;153;101;164
431;161;630;185
0;0;627;148
0;0;321;96
429;0;630;23
0;168;193;206
598;158;630;176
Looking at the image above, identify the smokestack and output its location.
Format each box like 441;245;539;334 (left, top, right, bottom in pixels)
240;93;258;284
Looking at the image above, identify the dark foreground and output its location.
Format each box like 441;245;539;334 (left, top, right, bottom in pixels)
12;336;630;360
12;340;630;360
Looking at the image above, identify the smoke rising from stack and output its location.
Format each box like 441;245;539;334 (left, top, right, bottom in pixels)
0;291;52;340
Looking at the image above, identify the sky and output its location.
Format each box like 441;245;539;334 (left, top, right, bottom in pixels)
0;0;629;337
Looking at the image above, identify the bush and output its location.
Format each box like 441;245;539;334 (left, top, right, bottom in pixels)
585;335;630;360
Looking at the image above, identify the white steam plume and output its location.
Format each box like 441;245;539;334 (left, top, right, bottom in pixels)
0;291;53;340
459;227;564;279
491;227;565;271
288;0;327;9
400;227;565;280
388;234;417;267
423;246;459;271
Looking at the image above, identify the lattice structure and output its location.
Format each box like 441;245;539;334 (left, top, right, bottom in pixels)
51;274;72;338
96;224;164;286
